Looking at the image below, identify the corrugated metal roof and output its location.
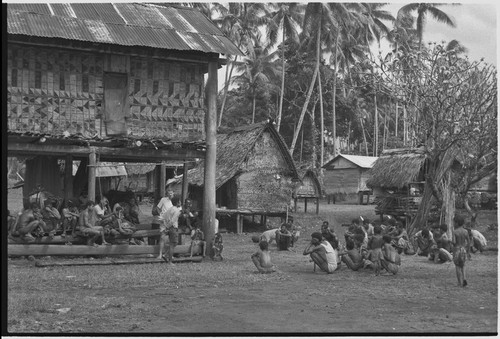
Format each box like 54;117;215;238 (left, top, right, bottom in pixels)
323;154;379;169
7;3;243;56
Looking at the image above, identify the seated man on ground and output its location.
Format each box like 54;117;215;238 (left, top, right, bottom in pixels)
276;223;293;251
380;235;401;275
260;228;278;244
467;227;488;255
413;228;436;257
339;238;365;271
11;203;47;242
190;223;206;258
321;221;339;251
430;224;453;263
178;198;198;244
251;239;276;273
390;221;410;254
212;232;224;261
77;201;111;246
303;232;339;274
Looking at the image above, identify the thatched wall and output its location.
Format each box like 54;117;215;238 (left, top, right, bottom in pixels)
7;44;205;139
296;171;321;198
237;132;295;210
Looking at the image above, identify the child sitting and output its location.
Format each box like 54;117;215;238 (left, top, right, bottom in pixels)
367;225;384;276
251;240;276;274
212;232;224;261
380;235;401;275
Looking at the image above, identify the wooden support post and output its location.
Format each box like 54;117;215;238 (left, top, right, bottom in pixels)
64;154;73;201
203;60;218;252
294;198;297;212
181;160;189;204
160;161;166;197
236;214;242;234
261;214;264;226
304;198;308;213
88;148;96;203
316;197;319;214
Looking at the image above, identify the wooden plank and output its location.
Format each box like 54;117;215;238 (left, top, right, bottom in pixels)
7;142;205;162
8;243;201;257
34;256;202;267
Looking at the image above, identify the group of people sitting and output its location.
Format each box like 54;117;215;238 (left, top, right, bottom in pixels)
258;221;300;252
9;193;141;246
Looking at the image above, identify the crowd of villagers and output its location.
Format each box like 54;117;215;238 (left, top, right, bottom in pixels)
8;189;143;246
252;214;487;287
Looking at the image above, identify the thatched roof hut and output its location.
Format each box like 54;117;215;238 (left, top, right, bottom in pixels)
366;148;427;189
294;169;322;214
174;120;300;213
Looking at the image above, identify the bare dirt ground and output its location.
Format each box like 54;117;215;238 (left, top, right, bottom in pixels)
6;189;498;334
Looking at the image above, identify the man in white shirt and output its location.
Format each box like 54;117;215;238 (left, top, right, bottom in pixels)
157;189;174;219
157;196;182;263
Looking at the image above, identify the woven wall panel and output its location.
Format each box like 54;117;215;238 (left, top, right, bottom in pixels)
7;44;206;140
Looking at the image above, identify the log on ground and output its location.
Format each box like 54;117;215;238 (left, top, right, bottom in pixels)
8;243;202;257
34;256;203;267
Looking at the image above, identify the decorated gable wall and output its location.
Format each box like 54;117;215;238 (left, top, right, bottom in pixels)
7;44;206;140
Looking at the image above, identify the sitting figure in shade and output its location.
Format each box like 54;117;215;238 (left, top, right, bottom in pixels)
303;232;339;274
251;240;276;274
321;221;339;250
11;203;47;242
413;228;436;257
276;223;293;251
380;235;401;275
212;232;224;261
430;224;453;264
340;238;365;271
190;223;206;258
41;198;61;237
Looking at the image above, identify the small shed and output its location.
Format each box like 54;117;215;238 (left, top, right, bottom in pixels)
366;147;429;219
294;169;322;214
322;154;378;204
173;120;300;232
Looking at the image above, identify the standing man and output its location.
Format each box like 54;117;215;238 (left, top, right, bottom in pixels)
157;189;174;217
452;215;470;287
157;196;182;264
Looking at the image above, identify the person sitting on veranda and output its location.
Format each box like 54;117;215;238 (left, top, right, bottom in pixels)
107;206;137;243
413;228;436;257
93;196;114;227
251;239;276;274
178;198;198;244
113;197;141;225
430;224;453;264
61;199;80;238
11;203;46;242
189;223;206;258
303;232;339;274
380;235;401;275
40;198;61;237
339;238;365;271
276;223;293;251
77;201;111;246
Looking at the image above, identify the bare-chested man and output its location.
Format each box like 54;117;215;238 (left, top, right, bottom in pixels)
78;201;110;246
12;203;46;242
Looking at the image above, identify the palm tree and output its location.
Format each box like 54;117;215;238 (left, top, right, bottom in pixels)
397;3;457;51
267;3;304;132
216;3;270;127
232;40;280;124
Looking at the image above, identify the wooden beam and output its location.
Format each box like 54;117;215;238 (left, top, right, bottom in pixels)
88;149;96;202
160;162;166;197
304;198;308;213
181;160;189;204
202;60;218;249
64;154;73;201
8;243;201;257
34;256;202;267
236;214;242;234
316;198;319;214
7;142;204;161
